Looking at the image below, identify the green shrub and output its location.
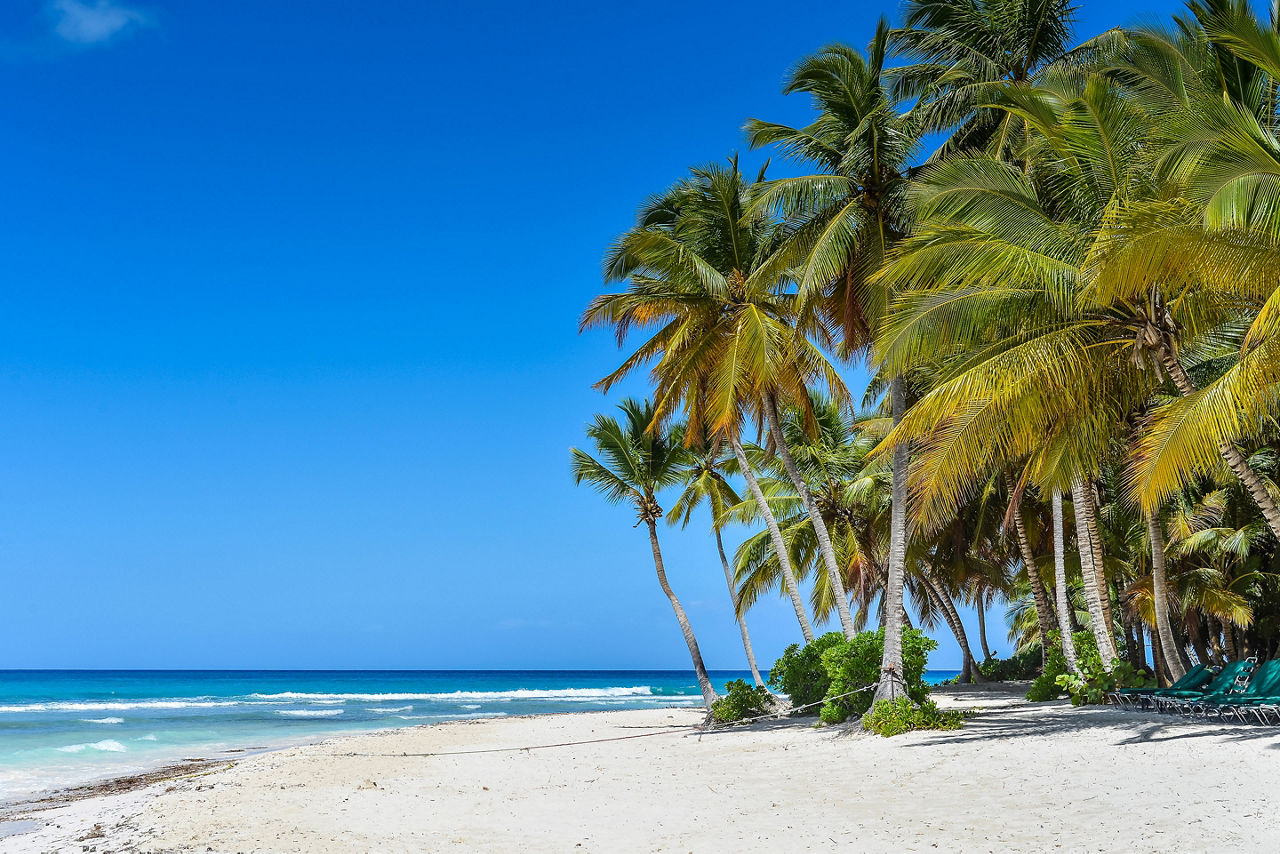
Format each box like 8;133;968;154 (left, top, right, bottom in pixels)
862;697;966;737
817;628;937;724
979;647;1041;681
711;679;774;723
767;632;845;714
1026;630;1130;703
1055;660;1154;706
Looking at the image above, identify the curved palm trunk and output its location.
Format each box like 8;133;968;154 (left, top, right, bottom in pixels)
1160;348;1280;539
976;603;993;661
925;576;985;683
1051;488;1079;673
1071;479;1117;668
762;394;857;639
873;377;910;704
728;433;815;642
1005;472;1057;661
715;526;765;688
1146;512;1185;683
644;518;717;710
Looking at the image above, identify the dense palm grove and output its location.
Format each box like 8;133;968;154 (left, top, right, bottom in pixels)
572;0;1280;720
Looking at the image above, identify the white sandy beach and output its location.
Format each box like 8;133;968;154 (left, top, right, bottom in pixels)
2;686;1276;853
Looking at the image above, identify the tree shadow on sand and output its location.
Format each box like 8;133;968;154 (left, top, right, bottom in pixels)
907;701;1280;749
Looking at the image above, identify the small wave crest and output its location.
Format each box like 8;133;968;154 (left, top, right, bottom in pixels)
0;699;240;714
81;717;124;725
394;712;507;721
248;687;658;703
275;709;344;718
368;706;412;713
56;740;127;754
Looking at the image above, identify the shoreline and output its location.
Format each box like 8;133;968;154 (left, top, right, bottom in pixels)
0;705;703;824
3;687;1277;851
0;680;993;820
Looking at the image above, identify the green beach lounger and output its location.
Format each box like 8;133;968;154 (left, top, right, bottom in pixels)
1155;660;1253;714
1109;663;1210;709
1191;659;1280;721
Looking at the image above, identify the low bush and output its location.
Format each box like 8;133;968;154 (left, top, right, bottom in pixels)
862;697;966;737
818;628;937;724
769;628;938;723
767;632;845;713
710;679;774;723
979;647;1041;681
1055;660;1154;706
1025;630;1152;704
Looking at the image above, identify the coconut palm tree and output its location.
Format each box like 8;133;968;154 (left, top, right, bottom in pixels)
668;437;766;687
1080;6;1280;538
890;0;1087;160
745;19;919;702
571;399;718;709
582;159;854;642
870;69;1220;666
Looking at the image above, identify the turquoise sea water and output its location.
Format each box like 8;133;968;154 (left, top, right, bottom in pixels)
0;669;959;802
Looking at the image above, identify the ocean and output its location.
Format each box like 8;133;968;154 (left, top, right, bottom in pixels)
0;669;960;802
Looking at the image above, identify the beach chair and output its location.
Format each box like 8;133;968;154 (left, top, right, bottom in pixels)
1189;659;1280;721
1109;663;1210;709
1154;660;1253;714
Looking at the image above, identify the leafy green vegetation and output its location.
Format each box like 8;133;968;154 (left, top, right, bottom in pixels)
863;698;967;737
979;650;1041;682
819;629;936;723
768;633;846;713
711;680;775;724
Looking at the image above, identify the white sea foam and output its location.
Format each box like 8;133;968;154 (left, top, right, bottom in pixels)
275;709;344;718
0;699;241;714
248;687;657;703
394;712;507;721
81;717;125;725
137;734;158;741
368;706;412;713
55;740;127;754
460;704;481;710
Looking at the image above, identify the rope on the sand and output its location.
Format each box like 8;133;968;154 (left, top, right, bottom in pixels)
327;683;882;759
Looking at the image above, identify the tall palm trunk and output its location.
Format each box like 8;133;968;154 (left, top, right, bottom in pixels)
976;602;993;661
1005;472;1057;660
761;394;857;639
925;576;985;682
1146;512;1185;682
1159;348;1280;539
873;377;910;704
1051;488;1079;673
715;526;765;688
1071;479;1116;668
728;432;814;642
644;517;717;710
1079;481;1113;632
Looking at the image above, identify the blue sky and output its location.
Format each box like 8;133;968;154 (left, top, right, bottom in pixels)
0;0;1185;670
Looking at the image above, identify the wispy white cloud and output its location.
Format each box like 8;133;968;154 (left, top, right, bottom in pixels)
49;0;147;45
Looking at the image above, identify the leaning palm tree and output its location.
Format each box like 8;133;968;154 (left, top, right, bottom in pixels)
746;19;919;703
725;395;892;628
582;159;854;642
571;399;718;710
668;437;766;687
